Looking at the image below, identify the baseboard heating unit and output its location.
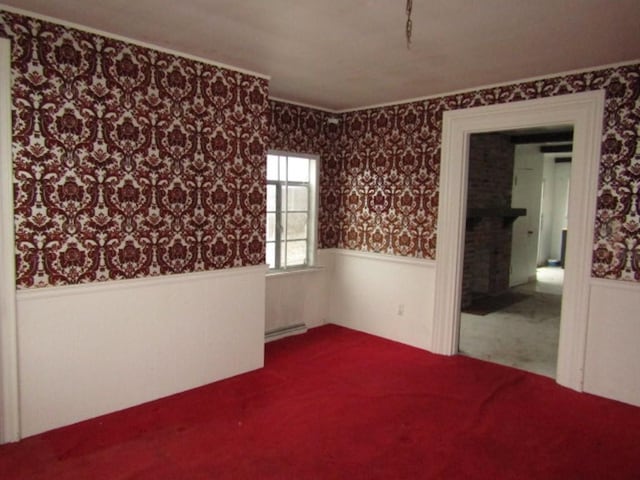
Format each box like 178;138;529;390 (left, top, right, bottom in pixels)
265;323;308;343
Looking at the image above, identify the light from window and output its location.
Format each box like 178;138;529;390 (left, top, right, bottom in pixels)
266;153;317;270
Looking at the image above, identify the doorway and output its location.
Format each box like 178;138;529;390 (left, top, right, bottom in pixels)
431;91;605;392
457;128;573;378
0;37;19;443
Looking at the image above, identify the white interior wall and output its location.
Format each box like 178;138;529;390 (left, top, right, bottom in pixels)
584;280;640;406
550;162;572;261
327;249;435;351
17;266;266;437
538;156;556;265
510;144;544;286
265;250;331;332
538;156;572;265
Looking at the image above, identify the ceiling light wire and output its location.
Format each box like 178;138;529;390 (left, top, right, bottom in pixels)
406;0;413;49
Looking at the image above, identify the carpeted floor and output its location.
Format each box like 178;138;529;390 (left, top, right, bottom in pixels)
1;324;639;479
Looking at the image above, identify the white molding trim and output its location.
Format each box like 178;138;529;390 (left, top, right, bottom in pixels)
589;277;640;293
266;266;324;278
431;90;606;393
0;36;20;443
333;60;637;113
0;4;270;80
17;264;268;301
327;248;436;268
269;96;337;114
275;60;639;114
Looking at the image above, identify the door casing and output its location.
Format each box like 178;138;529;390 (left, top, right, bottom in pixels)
431;91;605;392
0;36;20;443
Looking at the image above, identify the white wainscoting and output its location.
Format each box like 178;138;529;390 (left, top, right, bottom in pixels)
583;279;640;406
326;249;435;351
265;250;331;333
323;248;639;407
16;265;266;437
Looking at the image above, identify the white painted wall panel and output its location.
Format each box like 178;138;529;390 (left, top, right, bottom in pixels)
538;156;556;266
17;266;266;437
583;280;640;406
510;144;544;286
265;269;329;332
550;162;571;261
327;249;435;351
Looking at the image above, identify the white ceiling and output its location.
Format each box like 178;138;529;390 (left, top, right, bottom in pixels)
2;0;640;111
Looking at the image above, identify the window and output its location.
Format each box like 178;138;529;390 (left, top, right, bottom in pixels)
266;152;318;270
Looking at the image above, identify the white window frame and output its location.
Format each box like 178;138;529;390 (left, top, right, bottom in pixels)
266;151;318;271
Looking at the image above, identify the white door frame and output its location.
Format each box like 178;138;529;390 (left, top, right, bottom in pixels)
431;91;605;391
0;37;20;443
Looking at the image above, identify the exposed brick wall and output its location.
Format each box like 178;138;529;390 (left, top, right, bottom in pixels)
462;134;515;307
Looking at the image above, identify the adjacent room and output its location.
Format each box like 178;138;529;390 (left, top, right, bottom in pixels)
0;1;639;478
459;127;573;378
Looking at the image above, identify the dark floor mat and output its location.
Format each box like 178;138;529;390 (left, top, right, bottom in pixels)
462;292;530;316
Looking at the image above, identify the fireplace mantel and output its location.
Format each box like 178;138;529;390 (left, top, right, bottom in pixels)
466;207;526;229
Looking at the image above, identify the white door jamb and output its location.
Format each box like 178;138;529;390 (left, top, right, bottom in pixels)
431;91;605;392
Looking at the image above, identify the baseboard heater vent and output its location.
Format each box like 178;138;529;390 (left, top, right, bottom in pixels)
265;323;308;343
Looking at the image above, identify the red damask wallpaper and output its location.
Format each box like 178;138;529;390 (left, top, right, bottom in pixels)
0;12;269;288
271;64;640;281
268;101;343;250
2;10;639;286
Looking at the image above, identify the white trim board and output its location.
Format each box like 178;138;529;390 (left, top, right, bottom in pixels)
17;264;266;301
327;248;436;268
431;90;606;392
0;36;19;444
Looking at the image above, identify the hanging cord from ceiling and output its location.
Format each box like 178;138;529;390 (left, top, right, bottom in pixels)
406;0;413;49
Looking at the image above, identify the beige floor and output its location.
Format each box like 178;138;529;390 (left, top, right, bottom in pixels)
459;267;563;378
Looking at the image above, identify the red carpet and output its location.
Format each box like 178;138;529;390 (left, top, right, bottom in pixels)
1;324;639;479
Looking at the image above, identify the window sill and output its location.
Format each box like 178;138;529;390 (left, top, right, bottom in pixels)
266;266;324;278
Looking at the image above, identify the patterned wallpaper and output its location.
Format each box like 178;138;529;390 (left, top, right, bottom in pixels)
2;10;639;285
271;63;640;282
269;100;343;249
0;11;269;288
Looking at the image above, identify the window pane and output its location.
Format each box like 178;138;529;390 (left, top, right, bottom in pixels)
287;185;308;211
286;240;307;266
267;184;276;211
286;213;307;240
288;157;309;182
280;184;287;211
279;155;287;181
267;154;279;180
266;242;275;268
266;213;276;242
266;152;316;271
